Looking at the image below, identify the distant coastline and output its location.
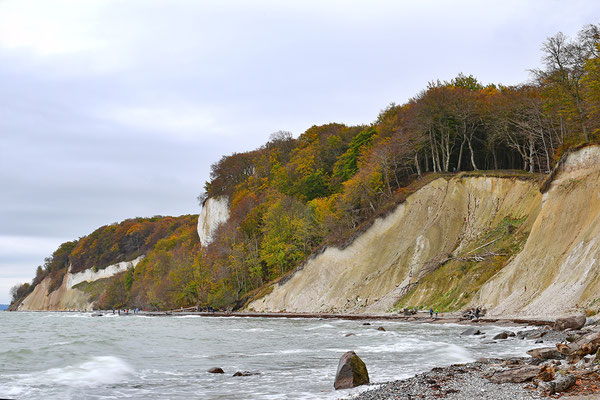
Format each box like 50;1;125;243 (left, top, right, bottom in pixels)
0;304;8;311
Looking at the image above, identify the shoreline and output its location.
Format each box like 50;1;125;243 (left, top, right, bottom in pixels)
8;309;555;327
347;322;600;400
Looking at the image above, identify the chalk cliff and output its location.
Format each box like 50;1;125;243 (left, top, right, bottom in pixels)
248;146;600;318
473;146;600;317
18;256;143;311
197;196;230;246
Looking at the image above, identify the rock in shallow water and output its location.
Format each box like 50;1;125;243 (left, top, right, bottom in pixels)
334;351;369;390
492;331;515;340
461;328;483;336
207;367;224;374
232;371;260;377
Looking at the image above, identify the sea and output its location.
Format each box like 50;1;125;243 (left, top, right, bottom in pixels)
0;312;545;399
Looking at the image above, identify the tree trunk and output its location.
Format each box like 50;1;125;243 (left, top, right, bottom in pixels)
467;136;478;170
456;136;466;172
415;153;422;177
529;137;535;173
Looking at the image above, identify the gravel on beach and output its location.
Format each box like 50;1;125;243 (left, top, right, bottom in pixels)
346;359;543;400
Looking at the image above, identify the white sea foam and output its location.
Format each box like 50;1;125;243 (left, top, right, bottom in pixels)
304;323;334;330
17;356;133;388
432;343;474;363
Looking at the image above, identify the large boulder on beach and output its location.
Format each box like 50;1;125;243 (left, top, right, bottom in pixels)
527;347;564;360
554;315;586;331
485;365;540;383
538;372;576;395
334;351;369;390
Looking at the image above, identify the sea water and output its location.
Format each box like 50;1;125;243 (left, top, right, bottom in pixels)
0;312;545;399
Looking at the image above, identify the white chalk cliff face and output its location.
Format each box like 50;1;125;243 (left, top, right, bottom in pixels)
18;256;144;311
66;256;145;289
197;196;230;246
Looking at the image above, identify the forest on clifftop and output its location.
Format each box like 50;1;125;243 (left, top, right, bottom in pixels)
10;24;600;311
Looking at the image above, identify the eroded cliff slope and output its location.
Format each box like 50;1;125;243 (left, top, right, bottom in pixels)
248;145;600;318
473;146;600;317
248;174;542;314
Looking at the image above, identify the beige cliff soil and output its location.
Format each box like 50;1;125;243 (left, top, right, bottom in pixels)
249;175;542;314
248;145;600;319
18;274;92;311
474;146;600;317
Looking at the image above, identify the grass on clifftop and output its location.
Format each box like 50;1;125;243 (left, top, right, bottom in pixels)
392;216;530;313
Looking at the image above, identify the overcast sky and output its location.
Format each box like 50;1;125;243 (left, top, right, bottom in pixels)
1;0;598;303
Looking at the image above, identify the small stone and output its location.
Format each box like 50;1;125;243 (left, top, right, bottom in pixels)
344;333;356;337
493;332;509;340
207;367;224;374
362;322;371;326
535;339;544;343
377;327;386;331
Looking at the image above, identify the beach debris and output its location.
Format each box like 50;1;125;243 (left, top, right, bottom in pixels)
554;315;586;331
207;367;224;374
334;351;369;390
